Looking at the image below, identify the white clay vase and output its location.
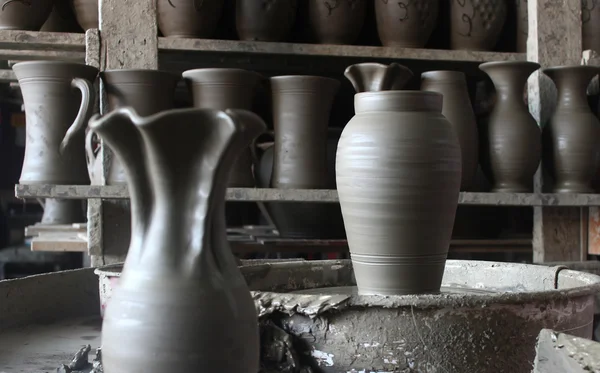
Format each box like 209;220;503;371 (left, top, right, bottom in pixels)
90;107;265;372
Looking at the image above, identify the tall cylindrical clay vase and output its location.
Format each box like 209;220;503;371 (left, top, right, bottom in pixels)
338;63;461;295
265;75;342;238
421;71;478;191
71;0;98;30
86;70;180;185
582;0;600;52
93;107;265;372
450;0;507;51
0;0;54;31
308;0;366;45
375;0;439;48
236;0;298;42
158;0;224;38
13;61;97;185
478;61;541;192
542;65;600;193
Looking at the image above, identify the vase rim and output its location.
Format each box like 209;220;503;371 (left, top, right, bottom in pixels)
182;68;263;80
12;60;99;77
421;70;466;80
479;61;541;70
542;65;600;74
102;69;178;75
355;90;443;113
270;75;339;82
356;90;442;99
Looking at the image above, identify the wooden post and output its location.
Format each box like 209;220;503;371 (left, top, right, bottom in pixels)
528;0;584;262
89;0;158;266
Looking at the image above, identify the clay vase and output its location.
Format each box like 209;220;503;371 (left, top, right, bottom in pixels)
71;0;97;30
375;0;439;48
582;0;600;52
256;129;346;239
515;0;528;53
13;61;97;185
0;0;54;31
91;107;265;372
158;0;224;38
421;71;478;191
41;0;82;32
338;62;461;295
39;199;84;224
86;70;179;185
450;0;507;51
235;0;298;42
478;61;541;192
308;0;366;45
542;65;600;193
183;68;262;187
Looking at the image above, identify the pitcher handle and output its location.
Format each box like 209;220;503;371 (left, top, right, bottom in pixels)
60;77;96;155
85;129;98;182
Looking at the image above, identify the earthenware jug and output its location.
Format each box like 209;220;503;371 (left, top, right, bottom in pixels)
92;107;265;372
478;61;541;192
39;199;84;224
421;71;478;191
256;129;346;239
236;0;297;42
0;0;54;30
158;0;224;38
308;0;366;45
86;70;179;185
375;0;439;48
41;0;82;32
542;65;600;193
71;0;97;30
338;62;461;295
450;0;507;51
515;0;528;53
582;0;600;52
183;68;262;188
13;61;97;185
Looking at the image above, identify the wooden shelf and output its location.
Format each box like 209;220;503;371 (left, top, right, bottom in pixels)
158;38;524;63
14;184;600;206
0;30;86;62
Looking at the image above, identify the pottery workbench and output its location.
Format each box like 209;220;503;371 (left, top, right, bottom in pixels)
0;0;596;265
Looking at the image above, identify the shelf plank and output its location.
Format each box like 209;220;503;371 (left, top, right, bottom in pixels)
0;30;85;50
159;38;525;63
14;184;600;206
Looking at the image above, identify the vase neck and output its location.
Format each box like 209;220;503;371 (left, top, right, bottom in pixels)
548;69;597;110
480;63;539;109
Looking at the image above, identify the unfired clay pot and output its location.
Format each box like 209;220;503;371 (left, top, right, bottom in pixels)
13;61;97;185
92;107;265;372
542;65;600;193
582;0;600;52
158;0;224;38
375;0;439;48
41;0;82;32
478;61;541;192
515;0;528;53
257;129;346;239
235;0;298;42
183;68;262;188
421;71;478;191
86;69;180;185
0;0;54;30
450;0;507;51
71;0;97;30
39;198;84;224
308;0;366;45
338;63;461;295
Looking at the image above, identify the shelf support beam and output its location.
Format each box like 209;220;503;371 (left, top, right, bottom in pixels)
528;0;584;262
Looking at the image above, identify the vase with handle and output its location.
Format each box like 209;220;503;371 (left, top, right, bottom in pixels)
337;62;461;295
86;69;179;185
542;65;600;193
478;61;542;192
91;107;265;372
13;61;97;185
